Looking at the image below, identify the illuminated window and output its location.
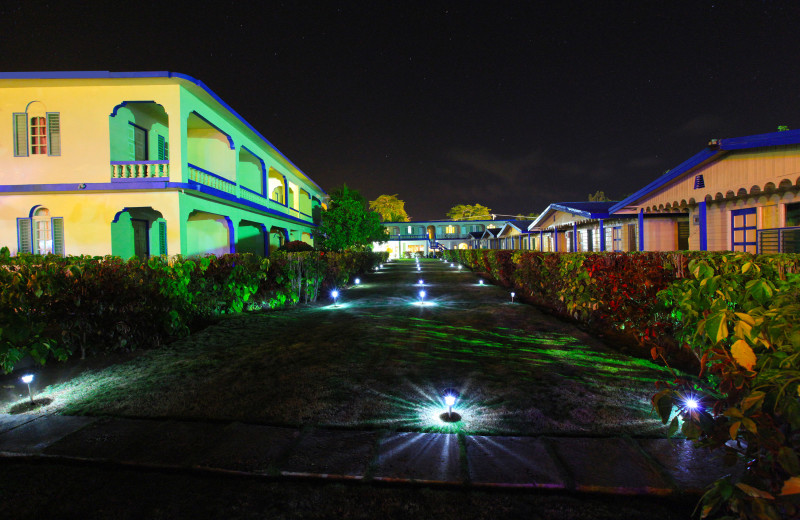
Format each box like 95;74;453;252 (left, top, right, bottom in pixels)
30;117;47;154
17;206;64;256
446;225;456;234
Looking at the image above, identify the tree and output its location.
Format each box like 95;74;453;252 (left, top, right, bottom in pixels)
369;194;410;222
316;185;387;251
588;190;611;202
446;203;492;221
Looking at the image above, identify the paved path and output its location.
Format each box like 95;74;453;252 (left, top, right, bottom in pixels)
0;412;730;496
0;258;730;506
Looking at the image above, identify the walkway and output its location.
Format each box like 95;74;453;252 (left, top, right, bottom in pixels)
0;258;728;511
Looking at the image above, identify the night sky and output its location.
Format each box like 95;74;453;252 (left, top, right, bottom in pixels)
3;1;800;220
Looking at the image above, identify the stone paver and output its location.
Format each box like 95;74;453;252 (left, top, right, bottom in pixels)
0;415;96;453
0;413;38;434
638;439;742;493
548;437;672;494
373;431;461;483
280;428;377;478
193;422;299;473
466;435;567;489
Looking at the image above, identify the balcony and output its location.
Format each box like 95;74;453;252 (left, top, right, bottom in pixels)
111;160;169;180
188;163;236;195
757;226;800;253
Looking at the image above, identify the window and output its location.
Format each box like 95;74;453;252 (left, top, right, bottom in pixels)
785;202;800;227
694;174;705;189
731;208;757;252
157;134;169;160
128;123;147;160
446;225;456;234
17;207;64;256
612;226;623;252
13;112;60;157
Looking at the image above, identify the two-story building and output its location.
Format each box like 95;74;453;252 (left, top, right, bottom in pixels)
1;71;326;259
373;219;505;258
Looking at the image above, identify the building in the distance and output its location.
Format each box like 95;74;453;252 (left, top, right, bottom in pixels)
0;71;326;259
373;219;506;258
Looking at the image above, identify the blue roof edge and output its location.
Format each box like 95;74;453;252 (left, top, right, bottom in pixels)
608;128;800;214
0;70;327;196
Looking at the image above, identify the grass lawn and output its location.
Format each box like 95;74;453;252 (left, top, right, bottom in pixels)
1;259;677;437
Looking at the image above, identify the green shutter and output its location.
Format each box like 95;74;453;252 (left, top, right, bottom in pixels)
17;218;32;253
47;113;61;156
13;113;28;156
128;125;136;159
158;221;167;255
157;135;166;160
52;217;65;256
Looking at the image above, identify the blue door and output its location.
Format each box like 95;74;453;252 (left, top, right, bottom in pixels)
731;208;757;252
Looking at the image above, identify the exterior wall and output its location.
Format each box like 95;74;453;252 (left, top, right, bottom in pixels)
0;191;180;256
644;217;683;251
1;75;325;257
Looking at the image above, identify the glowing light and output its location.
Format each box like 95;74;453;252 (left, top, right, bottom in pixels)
444;395;456;407
331;290;339;305
684;397;700;410
21;374;33;384
450;263;455;267
354;278;360;285
419;290;426;301
511;292;516;302
479;280;484;285
458;265;462;270
418;279;424;285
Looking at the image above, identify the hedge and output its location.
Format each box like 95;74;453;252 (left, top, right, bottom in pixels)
0;247;387;373
444;249;800;519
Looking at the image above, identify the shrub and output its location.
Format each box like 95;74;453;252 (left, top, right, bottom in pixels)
277;240;315;252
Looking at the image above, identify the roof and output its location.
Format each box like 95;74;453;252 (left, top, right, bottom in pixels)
468;231;484;239
482;228;503;238
609;128;800;214
498;220;536;235
530;201;618;229
0;71;326;195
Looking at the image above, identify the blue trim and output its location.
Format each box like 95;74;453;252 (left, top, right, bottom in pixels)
573;222;578;251
719;129;800;150
599;220;605;252
28;204;44;218
0;70;328;195
189;111;235;150
223;216;236;254
240;145;267;196
258;223;269;257
638;210;644;251
109;101;156;118
240;185;262;197
539;229;544;252
0;182;316;227
698;202;707;251
731;207;757;251
609;149;720;214
553;229;559;252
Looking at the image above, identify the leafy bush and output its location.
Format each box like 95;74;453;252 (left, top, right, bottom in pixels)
277;240;315;252
0;249;386;373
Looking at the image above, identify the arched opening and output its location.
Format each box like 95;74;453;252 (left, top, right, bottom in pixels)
237;221;267;256
187;112;235;183
109;102;169;178
238;147;265;195
269;226;288;254
111;207;166;259
427;225;436;240
186;211;233;256
268;168;286;204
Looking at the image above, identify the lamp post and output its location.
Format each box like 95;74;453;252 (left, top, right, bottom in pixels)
511;292;516;303
331;290;339;306
419;290;426;304
21;374;34;403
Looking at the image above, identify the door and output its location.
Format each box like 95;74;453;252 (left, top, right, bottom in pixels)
731;208;757;252
677;221;689;250
132;219;149;259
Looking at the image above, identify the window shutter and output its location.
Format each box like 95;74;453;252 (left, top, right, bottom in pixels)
52;217;65;256
157;135;166;160
13;113;28;156
47;113;61;156
128;125;136;159
158;221;167;255
17;218;32;253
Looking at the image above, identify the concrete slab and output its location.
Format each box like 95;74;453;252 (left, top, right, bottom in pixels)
193;422;299;473
0;415;97;453
118;420;230;467
466;435;567;489
0;414;38;434
547;437;671;494
279;429;377;478
638;438;743;493
44;417;165;460
373;432;461;483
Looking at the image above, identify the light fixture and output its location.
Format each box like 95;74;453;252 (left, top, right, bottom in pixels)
419;290;426;303
331;289;339;305
441;388;460;422
418;279;424;285
21;374;34;403
354;278;361;285
511;292;516;302
450;263;455;267
458;265;462;270
479;279;484;285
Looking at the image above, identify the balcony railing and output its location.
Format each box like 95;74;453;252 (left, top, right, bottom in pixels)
110;160;169;179
239;185;269;206
188;163;236;196
757;226;800;253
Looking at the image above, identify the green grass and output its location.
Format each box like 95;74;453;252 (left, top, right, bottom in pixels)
2;259;678;437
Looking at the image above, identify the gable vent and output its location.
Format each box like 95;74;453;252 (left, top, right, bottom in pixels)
694;174;705;189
